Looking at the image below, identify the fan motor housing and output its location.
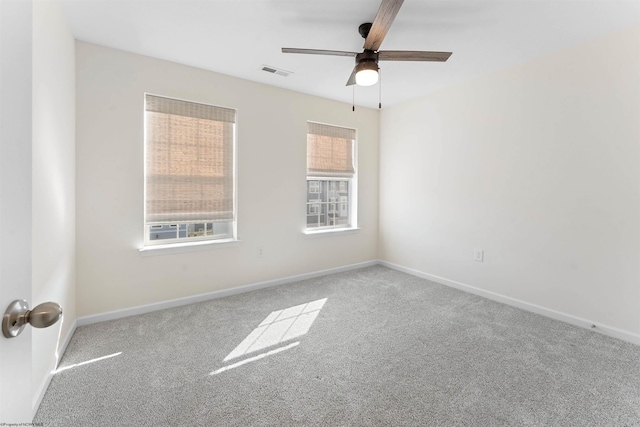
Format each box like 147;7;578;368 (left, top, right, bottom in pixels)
356;50;378;65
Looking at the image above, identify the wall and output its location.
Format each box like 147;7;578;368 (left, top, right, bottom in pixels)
380;26;640;338
31;0;76;413
75;42;379;317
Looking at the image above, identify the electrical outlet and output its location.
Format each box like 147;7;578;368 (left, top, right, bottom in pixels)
257;246;264;258
474;249;484;262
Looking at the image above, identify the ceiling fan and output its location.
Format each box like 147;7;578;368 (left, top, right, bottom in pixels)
282;0;452;87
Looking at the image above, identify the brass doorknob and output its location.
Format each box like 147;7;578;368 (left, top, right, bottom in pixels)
2;300;63;338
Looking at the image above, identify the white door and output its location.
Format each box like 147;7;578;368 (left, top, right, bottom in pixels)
0;0;35;422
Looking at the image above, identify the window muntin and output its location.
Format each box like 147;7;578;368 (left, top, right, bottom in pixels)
306;122;356;231
144;95;236;245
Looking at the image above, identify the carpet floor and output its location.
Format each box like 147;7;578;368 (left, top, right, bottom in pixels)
35;266;640;426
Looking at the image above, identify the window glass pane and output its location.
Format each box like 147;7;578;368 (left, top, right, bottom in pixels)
149;225;177;240
213;221;230;236
305;179;351;230
178;224;187;238
188;223;206;237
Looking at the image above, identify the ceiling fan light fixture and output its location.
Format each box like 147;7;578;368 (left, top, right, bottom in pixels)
355;61;379;86
281;1;453;91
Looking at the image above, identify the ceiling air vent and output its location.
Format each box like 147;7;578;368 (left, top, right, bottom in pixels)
261;65;292;77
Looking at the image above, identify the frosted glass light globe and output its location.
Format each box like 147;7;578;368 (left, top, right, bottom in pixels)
356;69;378;86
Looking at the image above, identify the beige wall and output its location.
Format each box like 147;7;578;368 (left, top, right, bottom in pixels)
32;0;76;412
380;25;640;337
75;42;379;317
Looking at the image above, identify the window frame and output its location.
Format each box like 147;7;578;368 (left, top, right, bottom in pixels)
142;93;238;248
305;121;357;233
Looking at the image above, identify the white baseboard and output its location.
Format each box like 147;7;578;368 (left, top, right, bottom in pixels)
379;260;640;346
77;260;378;327
32;317;77;418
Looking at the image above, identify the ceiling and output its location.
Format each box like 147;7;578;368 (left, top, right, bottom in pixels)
59;0;639;109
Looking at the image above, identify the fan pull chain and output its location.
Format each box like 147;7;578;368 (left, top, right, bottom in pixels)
378;69;382;109
352;84;355;112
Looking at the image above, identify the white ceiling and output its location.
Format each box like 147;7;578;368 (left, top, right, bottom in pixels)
59;0;639;109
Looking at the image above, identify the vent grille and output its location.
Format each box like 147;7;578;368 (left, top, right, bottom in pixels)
261;65;292;77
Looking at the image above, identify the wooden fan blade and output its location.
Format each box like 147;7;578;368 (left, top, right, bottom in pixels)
346;66;357;86
378;50;452;62
363;0;404;51
282;48;358;57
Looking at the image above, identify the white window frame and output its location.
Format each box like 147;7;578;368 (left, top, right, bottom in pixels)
305;175;357;232
145;221;235;246
305;121;357;233
304;122;358;234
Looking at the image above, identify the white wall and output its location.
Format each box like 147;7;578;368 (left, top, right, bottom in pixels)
75;42;379;317
380;26;640;338
31;0;76;413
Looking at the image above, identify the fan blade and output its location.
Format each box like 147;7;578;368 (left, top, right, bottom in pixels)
378;50;452;62
282;48;358;57
346;66;357;86
363;0;404;51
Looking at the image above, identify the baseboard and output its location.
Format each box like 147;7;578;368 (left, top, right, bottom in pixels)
77;260;378;327
32;317;78;418
379;260;640;346
73;257;640;343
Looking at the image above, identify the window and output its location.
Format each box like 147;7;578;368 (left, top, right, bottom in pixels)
144;94;236;246
306;122;356;230
308;181;320;193
308;199;321;215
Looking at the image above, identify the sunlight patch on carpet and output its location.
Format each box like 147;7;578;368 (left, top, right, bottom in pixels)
54;352;122;373
223;298;327;361
209;298;327;374
210;342;300;375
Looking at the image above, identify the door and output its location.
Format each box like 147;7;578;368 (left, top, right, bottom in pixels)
0;0;35;422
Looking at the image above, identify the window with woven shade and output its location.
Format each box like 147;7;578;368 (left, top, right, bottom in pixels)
306;122;357;231
144;94;236;245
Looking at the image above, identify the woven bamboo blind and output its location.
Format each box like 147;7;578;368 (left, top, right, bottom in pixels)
145;95;236;224
307;122;355;177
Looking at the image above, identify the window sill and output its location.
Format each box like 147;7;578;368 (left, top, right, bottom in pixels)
304;227;360;237
139;238;240;256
